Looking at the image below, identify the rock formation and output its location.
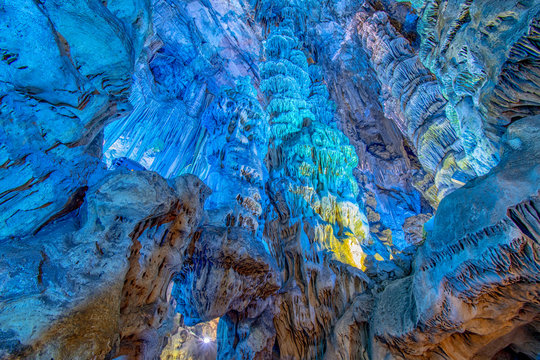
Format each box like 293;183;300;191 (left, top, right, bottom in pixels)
372;115;540;359
355;8;478;200
0;0;151;239
0;0;539;359
0;170;209;359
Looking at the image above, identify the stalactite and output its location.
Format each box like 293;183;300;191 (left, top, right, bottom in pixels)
0;1;539;360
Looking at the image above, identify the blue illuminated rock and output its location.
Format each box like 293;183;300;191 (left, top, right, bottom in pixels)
171;225;280;326
202;78;269;234
103;0;263;178
305;0;435;251
0;171;209;359
0;0;151;238
0;0;538;359
356;9;479;200
261;3;370;269
398;0;540;193
241;2;376;358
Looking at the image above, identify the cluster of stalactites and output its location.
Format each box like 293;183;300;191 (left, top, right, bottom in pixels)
308;65;337;125
284;123;359;197
355;10;490;200
203;77;269;166
260;6;370;269
261;23;360;199
201;78;270;235
261;25;314;140
256;0;316;36
416;0;500;175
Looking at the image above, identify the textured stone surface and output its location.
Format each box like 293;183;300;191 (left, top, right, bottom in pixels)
172;225;280;326
306;0;435;250
0;0;151;239
0;171;209;359
402;213;431;246
372;116;540;359
355;8;478;200
202;78;269;234
413;0;540;187
253;2;377;358
103;0;263;178
160;316;218;360
0;0;539;359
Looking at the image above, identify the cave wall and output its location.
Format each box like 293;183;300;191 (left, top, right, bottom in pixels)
0;0;538;359
372;115;540;359
0;0;151;239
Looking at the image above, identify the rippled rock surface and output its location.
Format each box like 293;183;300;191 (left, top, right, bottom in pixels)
402;0;540;190
355;8;478;200
307;1;436;249
0;0;151;239
0;0;539;359
372;115;540;359
103;0;263;177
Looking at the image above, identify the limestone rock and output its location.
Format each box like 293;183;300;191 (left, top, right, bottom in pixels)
172;226;280;326
103;0;263;177
414;0;540;184
402;213;431;246
0;0;151;239
160;316;218;360
0;171;209;359
323;294;373;360
1;1;539;359
355;9;477;199
307;0;436;248
372;115;540;359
